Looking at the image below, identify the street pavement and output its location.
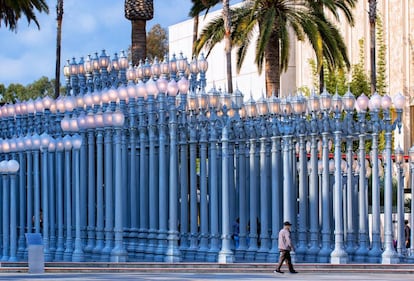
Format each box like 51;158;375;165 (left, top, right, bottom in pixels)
0;272;412;280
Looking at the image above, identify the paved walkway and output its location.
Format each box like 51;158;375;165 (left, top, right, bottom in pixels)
0;272;412;280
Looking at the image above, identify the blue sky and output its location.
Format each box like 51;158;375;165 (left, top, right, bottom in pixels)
0;0;198;87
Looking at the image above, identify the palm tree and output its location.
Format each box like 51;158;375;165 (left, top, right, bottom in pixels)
306;0;356;93
190;0;234;93
124;0;154;66
54;0;64;98
195;0;352;96
0;0;49;31
189;0;219;55
368;0;377;94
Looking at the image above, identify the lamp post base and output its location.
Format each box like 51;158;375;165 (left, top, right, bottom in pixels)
330;249;348;264
381;249;399;264
218;249;234;263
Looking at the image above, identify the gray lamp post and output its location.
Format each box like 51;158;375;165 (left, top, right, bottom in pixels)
409;146;414;258
368;92;383;262
330;92;348;264
8;159;20;262
306;91;321;262
381;93;405;264
354;93;370;262
395;145;405;258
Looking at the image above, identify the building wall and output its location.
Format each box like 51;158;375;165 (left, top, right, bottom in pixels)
169;0;413;150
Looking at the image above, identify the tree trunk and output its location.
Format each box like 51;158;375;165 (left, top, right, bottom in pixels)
192;14;199;56
131;19;147;66
319;65;324;94
265;30;280;97
369;0;377;95
222;0;233;94
54;0;63;98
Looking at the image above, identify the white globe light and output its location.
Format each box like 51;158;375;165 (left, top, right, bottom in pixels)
7;159;20;173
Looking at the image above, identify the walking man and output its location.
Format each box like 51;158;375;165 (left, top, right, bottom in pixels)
274;221;298;274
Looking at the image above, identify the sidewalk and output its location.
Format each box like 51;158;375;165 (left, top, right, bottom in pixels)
0;272;412;281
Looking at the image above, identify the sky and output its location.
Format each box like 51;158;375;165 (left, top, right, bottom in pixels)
0;0;199;87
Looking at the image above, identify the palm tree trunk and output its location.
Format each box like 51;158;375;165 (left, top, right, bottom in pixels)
192;14;199;56
222;0;233;94
319;65;324;94
54;0;63;98
131;19;147;66
265;30;280;97
369;0;377;94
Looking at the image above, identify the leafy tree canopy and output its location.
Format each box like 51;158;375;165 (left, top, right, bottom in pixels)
146;24;168;60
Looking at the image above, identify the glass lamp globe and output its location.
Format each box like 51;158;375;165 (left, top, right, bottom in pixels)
127;83;137;99
381;94;392;110
16;137;25;151
34;97;44;113
136;80;147;99
146;78;158;97
103;108;113;127
23;135;33;150
64;96;76;112
267;95;281;115
118;85;128;101
40;133;50;149
0;160;8;173
101;89;110;104
320;88;332;111
108;87;118;103
167;79;179;97
20;102;28;115
112;109;125;127
26;99;36;114
85;112;96;129
56;138;64;152
48;138;56;152
31;133;41;150
342;88;355;111
2;139;10;153
63;135;72;150
77;112;87;130
197;53;208;72
368;92;381;111
60;115;71;132
126;64;136;82
356;93;369;112
393;92;405;110
71;134;82;150
69;116;79;132
197;88;208;111
177;77;190;94
7;159;19;173
56;96;66;113
156;77;168;94
42;96;54;110
83;92;94;108
92;91;102;106
94;111;104;128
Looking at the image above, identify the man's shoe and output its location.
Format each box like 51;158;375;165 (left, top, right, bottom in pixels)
290;270;298;274
274;269;284;274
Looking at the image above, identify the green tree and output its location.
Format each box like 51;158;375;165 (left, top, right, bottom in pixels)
124;0;154;66
0;0;49;31
375;14;387;96
26;76;54;97
194;0;352;97
146;24;168;61
350;39;370;97
4;83;27;103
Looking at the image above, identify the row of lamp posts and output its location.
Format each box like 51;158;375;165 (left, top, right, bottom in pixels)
0;49;412;264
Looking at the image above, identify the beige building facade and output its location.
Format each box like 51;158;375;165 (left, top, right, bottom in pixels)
169;0;413;151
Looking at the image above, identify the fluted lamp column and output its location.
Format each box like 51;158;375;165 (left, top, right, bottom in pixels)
8;159;20;262
409;146;414;258
330;92;348;264
165;77;185;262
111;107;128;262
381;94;400;264
395;145;405;257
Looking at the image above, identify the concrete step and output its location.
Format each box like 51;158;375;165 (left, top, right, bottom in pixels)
1;262;414;274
